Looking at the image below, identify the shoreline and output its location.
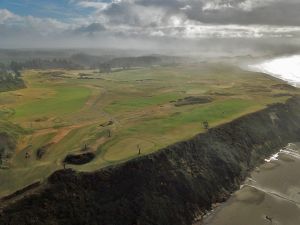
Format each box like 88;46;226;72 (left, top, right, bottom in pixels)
201;142;300;225
248;55;300;88
200;142;300;224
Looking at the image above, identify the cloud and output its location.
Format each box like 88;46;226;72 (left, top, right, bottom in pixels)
73;22;106;34
201;0;277;12
1;0;300;49
182;0;300;26
76;1;111;11
0;9;21;24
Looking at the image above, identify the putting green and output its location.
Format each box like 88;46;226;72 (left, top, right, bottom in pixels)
103;138;156;162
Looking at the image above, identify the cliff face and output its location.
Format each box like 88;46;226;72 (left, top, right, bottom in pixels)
1;97;300;225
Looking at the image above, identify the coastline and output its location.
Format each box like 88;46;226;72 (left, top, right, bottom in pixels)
202;55;300;223
201;142;300;225
248;55;300;88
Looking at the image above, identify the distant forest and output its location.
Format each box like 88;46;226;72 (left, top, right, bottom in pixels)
7;54;175;72
0;49;183;72
0;50;183;92
0;62;25;92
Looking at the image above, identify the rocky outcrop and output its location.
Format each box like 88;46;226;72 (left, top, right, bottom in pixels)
1;97;300;225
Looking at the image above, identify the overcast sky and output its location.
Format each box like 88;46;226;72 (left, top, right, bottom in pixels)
1;0;300;51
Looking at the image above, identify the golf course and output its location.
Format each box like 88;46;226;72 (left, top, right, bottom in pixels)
0;63;298;197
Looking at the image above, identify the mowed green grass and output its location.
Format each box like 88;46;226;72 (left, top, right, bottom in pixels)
105;93;180;113
126;99;254;134
87;99;259;168
14;85;91;119
0;64;299;197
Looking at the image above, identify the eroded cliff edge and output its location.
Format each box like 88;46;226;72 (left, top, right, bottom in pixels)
1;97;300;225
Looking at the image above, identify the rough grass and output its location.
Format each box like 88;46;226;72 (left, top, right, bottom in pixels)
0;120;26;140
105;93;180;113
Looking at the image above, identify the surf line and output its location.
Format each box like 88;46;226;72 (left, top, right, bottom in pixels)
243;184;300;206
265;143;300;162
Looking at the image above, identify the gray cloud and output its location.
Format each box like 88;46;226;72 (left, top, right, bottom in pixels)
1;0;300;51
185;0;300;26
73;23;106;34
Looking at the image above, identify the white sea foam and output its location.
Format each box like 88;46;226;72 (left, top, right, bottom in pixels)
265;143;300;162
279;149;300;160
264;153;279;162
249;55;300;87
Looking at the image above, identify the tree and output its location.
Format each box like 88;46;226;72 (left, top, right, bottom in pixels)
10;61;22;77
0;147;5;165
0;63;6;71
202;120;209;130
99;63;111;73
137;144;141;155
82;144;88;151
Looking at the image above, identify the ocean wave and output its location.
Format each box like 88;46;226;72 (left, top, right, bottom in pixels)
265;143;300;162
243;184;300;206
249;55;300;87
265;153;279;163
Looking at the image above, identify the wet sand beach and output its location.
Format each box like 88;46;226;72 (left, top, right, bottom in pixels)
202;143;300;225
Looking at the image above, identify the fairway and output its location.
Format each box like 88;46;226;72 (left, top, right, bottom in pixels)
0;64;299;197
14;86;91;119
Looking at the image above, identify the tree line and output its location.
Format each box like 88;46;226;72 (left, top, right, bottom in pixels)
0;62;25;91
95;56;162;73
0;62;22;81
6;59;82;70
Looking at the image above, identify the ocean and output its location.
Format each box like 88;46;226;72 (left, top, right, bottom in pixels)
250;55;300;87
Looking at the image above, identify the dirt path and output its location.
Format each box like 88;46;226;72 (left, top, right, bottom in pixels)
49;119;102;144
83;85;104;108
51;125;82;144
91;136;109;150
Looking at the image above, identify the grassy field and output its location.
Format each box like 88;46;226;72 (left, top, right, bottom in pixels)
0;63;299;197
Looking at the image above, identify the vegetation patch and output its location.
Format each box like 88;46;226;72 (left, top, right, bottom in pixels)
0;120;26;168
271;84;297;90
36;143;54;160
0;73;25;92
273;93;294;98
173;96;213;107
100;120;114;127
0;63;26;92
105;93;180;113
